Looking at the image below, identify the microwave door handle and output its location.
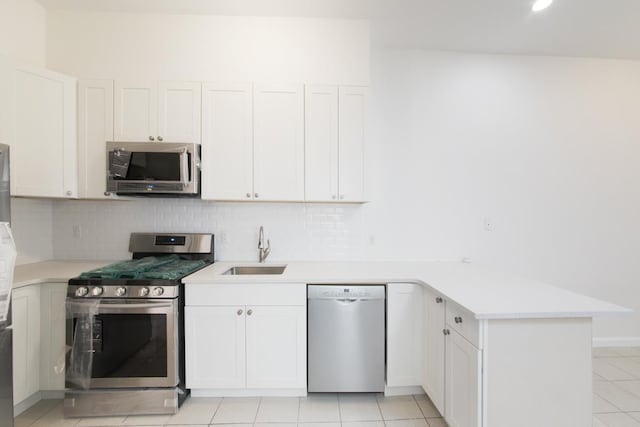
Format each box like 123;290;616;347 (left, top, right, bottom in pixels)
180;149;189;187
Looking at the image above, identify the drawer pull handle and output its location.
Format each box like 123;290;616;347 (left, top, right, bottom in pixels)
442;329;450;336
247;309;253;316
454;316;463;324
237;309;243;316
435;297;443;304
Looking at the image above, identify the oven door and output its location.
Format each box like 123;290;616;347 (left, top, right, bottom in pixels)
66;298;178;389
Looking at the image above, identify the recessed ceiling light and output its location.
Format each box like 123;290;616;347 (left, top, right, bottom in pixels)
532;0;553;12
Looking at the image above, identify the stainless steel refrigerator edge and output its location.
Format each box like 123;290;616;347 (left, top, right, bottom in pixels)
0;143;12;427
307;285;386;392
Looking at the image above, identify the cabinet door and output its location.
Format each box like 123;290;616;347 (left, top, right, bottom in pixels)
338;86;367;202
305;85;339;202
246;306;306;389
12;66;77;198
12;286;40;404
253;85;304;201
157;81;201;143
387;283;423;387
445;329;482;427
201;83;253;201
39;283;67;391
185;306;246;389
423;291;446;415
114;81;157;142
78;80;114;199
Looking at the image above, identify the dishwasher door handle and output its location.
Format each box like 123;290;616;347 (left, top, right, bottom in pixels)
336;298;358;304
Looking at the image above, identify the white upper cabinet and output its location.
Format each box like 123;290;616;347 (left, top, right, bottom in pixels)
253;84;304;201
304;85;367;202
114;81;157;142
77;80;114;199
114;80;201;143
201;82;254;201
338;86;367;202
304;85;339;202
158;81;202;143
12;64;77;198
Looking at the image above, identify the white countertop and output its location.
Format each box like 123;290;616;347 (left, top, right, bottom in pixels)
13;260;114;288
184;261;631;320
12;259;630;320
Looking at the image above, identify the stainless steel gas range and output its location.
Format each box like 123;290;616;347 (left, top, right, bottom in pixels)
64;233;214;418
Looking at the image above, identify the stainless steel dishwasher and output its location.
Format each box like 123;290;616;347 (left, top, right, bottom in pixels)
307;285;386;392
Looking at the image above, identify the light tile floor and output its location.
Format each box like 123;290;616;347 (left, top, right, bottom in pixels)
15;347;640;427
593;347;640;426
14;394;446;427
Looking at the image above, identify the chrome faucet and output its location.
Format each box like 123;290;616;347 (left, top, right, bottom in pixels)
258;226;271;263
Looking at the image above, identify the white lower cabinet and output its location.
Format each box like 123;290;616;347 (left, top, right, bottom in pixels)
185;283;306;394
185;306;246;389
12;285;41;405
445;328;482;427
39;283;69;392
421;288;482;427
245;306;306;388
387;283;423;387
422;288;446;415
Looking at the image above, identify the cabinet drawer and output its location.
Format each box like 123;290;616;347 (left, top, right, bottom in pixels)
186;283;306;306
446;302;481;349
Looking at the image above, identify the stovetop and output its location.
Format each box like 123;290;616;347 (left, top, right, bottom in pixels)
77;255;208;280
68;232;214;299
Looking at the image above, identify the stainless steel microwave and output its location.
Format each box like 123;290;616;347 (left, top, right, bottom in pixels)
106;142;200;197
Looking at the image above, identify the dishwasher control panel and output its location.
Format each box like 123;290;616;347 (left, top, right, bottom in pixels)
307;285;386;300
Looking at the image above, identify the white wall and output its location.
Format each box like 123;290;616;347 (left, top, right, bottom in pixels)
46;10;370;84
365;49;640;342
0;0;46;67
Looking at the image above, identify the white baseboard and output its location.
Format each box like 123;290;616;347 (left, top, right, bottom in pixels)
593;337;640;347
191;388;307;397
13;392;41;417
384;385;425;396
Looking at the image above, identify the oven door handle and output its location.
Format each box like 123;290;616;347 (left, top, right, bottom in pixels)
98;302;173;310
67;300;176;315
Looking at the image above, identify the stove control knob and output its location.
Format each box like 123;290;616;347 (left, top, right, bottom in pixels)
139;287;150;297
152;287;164;297
75;286;89;297
115;287;127;297
91;286;104;296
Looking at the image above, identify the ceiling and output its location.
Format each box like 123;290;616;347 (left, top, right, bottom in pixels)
36;0;640;59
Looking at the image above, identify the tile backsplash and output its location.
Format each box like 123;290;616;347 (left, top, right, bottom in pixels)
11;197;54;264
52;199;367;262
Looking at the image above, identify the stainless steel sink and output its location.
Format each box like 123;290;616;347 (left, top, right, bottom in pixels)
222;265;287;275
